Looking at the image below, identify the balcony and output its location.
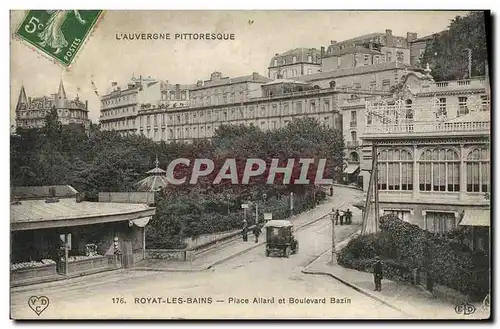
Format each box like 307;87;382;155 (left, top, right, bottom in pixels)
346;141;360;148
424;77;488;93
364;101;490;139
349;121;357;128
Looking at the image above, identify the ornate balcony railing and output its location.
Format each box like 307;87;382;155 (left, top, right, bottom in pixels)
364;98;490;136
365;120;490;135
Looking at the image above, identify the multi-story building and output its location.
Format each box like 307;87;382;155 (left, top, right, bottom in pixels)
137;81;195;141
268;48;322;79
341;65;490;191
15;81;90;130
321;29;416;72
359;65;490;242
99;76;161;136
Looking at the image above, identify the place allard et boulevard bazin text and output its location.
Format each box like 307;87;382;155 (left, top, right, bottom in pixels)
115;32;236;41
130;296;352;305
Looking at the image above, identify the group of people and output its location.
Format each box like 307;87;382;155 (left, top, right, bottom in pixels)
331;208;353;225
241;220;262;243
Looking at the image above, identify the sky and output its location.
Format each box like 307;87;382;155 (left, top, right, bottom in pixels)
10;10;471;123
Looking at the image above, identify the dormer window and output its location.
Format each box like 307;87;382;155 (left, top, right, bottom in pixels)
283;58;286;65
274;59;278;66
293;56;297;64
307;55;313;63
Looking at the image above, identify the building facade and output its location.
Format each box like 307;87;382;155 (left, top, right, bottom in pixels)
99;76;162;136
321;29;417;72
360;67;490;237
15;81;90;130
268;48;322;79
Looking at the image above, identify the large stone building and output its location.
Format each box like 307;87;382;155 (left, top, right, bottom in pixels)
15;81;90;130
268;48;322;79
321;29;416;72
360;66;490;240
99;75;162;136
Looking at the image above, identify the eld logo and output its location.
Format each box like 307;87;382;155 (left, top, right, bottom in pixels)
455;302;476;315
28;296;49;316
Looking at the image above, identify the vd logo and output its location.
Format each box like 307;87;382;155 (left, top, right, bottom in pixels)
28;296;49;316
454;301;476;315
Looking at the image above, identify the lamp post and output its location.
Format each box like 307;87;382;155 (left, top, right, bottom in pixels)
330;211;336;263
466;48;472;79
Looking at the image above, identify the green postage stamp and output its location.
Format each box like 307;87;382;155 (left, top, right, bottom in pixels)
15;10;103;67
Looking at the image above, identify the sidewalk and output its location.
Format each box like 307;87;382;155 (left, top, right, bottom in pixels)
303;252;490;319
133;192;360;272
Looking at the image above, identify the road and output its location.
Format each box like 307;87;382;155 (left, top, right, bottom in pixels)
11;187;405;319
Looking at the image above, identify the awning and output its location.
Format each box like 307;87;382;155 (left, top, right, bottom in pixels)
459;209;490;227
344;165;360;174
132;216;151;227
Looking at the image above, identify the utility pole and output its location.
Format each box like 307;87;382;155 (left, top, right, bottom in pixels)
466;48;472;79
255;202;259;225
330;211;336;263
373;144;380;232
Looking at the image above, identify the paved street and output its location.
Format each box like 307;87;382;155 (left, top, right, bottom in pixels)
11;187;405;319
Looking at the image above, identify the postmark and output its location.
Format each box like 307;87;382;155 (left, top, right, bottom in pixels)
28;296;49;316
15;10;103;67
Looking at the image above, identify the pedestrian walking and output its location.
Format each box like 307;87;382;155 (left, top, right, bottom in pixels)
373;256;383;291
334;209;340;225
339;211;344;225
242;220;248;242
329;185;333;196
345;209;352;224
253;224;262;243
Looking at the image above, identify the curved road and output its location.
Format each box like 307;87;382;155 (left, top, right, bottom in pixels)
11;188;405;319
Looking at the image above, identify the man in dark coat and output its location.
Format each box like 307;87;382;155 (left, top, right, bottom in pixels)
373;256;383;291
334;209;340;225
345;209;352;224
253;224;262;243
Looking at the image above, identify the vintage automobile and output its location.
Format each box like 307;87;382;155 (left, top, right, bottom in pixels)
264;220;299;258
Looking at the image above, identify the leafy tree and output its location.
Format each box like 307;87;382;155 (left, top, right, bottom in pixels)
421;11;489;81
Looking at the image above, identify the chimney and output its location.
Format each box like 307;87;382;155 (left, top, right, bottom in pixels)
320;46;325;56
252;72;259;80
196;80;203;87
275;53;279;56
176;84;181;99
330;40;337;45
385;29;394;46
45;186;59;203
85;100;88;109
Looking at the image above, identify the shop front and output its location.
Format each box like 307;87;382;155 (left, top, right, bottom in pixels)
10;193;155;286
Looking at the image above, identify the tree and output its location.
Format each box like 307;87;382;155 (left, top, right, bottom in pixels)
421;11;488;81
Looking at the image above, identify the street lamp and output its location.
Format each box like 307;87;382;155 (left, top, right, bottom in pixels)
330;211;336;264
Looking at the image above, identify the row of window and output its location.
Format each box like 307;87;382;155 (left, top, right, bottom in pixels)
273;55;318;67
137;98;334;126
161;90;189;101
377;148;490;193
102;106;137;117
272;68;315;79
137;117;335;141
383;209;457;235
101;94;137;107
190;91;247;107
